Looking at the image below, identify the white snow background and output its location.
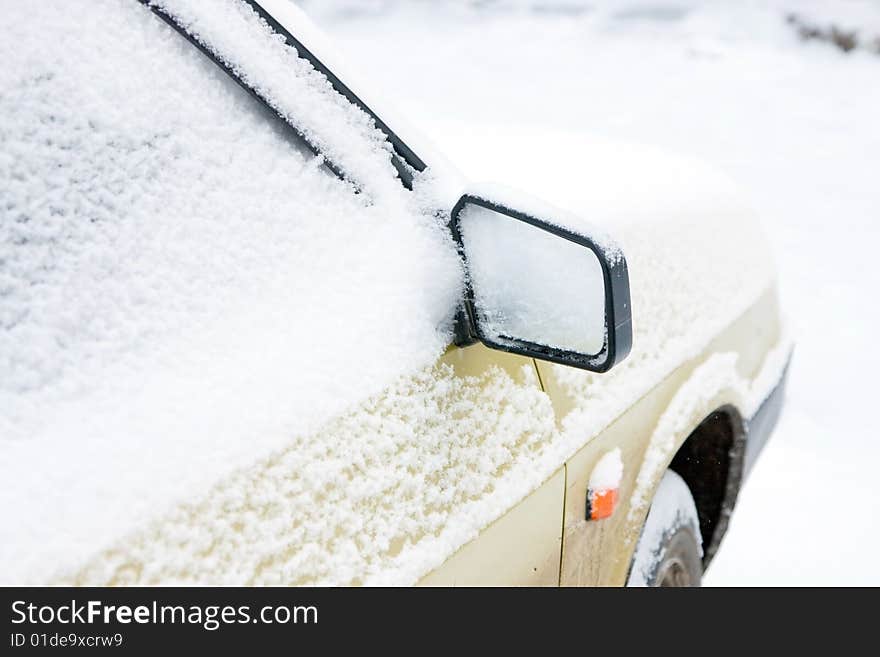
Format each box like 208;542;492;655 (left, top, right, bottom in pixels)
296;0;880;585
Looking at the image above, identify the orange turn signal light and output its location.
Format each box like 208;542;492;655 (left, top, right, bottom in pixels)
586;487;618;521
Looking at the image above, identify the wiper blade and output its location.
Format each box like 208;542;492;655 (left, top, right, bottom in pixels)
138;0;422;190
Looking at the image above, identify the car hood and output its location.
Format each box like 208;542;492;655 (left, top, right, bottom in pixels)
427;119;779;392
429;121;768;246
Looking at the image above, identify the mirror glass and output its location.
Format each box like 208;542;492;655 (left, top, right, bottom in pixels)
458;202;607;355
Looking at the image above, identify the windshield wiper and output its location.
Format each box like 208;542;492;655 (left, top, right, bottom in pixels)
138;0;423;190
245;0;425;189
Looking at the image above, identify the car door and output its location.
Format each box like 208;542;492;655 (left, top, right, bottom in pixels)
207;0;571;585
416;344;565;586
217;0;569;585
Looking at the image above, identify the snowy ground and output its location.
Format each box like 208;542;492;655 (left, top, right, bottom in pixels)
299;0;880;585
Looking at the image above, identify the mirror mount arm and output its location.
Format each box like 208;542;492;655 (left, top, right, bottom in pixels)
449;195;480;347
452;307;479;347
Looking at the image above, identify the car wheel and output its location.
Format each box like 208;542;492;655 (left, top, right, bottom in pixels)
627;469;703;587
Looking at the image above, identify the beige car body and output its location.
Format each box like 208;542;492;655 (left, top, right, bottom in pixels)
422;287;781;586
64;282;783;587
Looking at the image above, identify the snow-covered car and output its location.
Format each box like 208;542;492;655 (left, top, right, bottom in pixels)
0;0;791;586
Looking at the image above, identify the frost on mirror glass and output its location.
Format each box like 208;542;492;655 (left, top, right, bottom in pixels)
459;203;606;355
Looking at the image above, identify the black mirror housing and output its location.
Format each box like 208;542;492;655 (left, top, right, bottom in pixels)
450;192;632;373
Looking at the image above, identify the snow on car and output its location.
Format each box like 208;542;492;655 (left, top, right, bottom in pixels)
0;0;791;586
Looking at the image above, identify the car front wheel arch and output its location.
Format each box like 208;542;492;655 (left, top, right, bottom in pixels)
667;405;747;569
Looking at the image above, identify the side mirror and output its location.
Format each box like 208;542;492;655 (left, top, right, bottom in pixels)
451;190;632;373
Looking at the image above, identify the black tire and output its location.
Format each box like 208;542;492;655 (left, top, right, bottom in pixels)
627;469;703;587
